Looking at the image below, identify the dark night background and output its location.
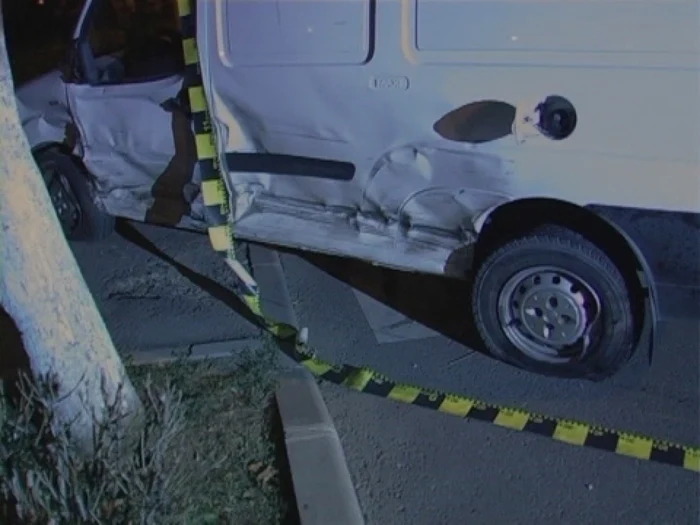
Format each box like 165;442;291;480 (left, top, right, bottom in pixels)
3;0;169;84
3;0;84;83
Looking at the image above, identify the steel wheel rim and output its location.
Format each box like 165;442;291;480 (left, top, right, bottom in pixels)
497;265;601;363
47;169;80;233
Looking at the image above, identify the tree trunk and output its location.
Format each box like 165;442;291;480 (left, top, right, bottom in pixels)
0;6;142;455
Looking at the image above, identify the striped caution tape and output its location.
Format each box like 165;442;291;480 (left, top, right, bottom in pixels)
176;2;699;474
293;331;700;473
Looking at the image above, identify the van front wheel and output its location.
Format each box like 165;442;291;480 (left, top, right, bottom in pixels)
472;226;636;380
35;149;115;242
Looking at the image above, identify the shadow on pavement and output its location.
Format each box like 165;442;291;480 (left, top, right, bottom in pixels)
274;246;489;356
115;219;484;357
115;220;262;329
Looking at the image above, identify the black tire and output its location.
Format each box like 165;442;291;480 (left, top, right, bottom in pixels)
35;149;115;242
472;225;637;380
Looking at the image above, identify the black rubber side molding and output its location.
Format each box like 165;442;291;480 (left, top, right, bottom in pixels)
225;153;355;181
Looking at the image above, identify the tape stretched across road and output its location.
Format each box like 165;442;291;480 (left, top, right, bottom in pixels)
176;0;699;474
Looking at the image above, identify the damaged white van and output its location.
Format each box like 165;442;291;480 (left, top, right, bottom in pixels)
15;0;700;379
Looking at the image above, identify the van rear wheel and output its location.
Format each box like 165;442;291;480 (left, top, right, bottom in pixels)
471;225;636;380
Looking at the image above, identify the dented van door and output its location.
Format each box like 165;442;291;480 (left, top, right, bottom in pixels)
66;0;205;230
197;0;699;276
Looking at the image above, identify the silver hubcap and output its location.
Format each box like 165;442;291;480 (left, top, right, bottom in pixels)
497;266;600;362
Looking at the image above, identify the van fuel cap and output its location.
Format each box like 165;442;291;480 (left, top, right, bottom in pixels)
535;95;577;140
512;95;577;144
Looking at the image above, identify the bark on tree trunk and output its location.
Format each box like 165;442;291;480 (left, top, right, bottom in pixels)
0;6;142;455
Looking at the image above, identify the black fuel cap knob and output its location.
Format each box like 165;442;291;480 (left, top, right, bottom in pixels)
536;95;577;140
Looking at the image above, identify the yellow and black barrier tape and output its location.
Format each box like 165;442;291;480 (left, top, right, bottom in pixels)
293;334;700;473
176;1;699;474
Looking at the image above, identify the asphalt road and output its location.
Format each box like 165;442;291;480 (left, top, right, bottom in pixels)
279;251;700;525
71;221;699;525
70;222;261;356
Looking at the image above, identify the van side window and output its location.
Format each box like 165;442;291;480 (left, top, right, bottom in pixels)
224;0;372;66
86;0;184;85
87;0;127;58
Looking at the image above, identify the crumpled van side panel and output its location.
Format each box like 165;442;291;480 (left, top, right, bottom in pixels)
202;0;700;275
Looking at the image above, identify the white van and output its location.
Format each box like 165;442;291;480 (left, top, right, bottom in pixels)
15;0;700;379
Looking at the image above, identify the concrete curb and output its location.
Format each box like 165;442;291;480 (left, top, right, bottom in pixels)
276;367;365;525
250;245;365;525
124;337;265;366
248;243;299;328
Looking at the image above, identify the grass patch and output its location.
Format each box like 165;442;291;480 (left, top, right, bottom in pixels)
1;344;294;524
127;347;289;525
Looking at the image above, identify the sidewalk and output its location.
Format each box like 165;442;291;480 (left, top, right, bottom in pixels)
70;224;261;356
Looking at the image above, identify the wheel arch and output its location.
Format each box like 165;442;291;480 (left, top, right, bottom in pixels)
32;142;97;185
473;197;658;364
